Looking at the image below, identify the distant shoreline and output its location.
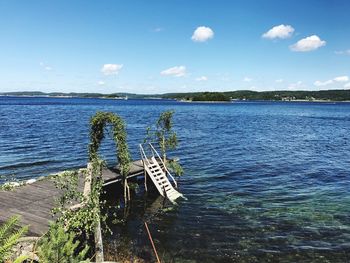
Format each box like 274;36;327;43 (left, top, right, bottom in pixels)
2;92;350;103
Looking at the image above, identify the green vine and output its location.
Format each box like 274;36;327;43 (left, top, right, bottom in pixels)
51;112;132;261
88;111;131;179
88;111;132;202
52;164;106;235
145;110;184;176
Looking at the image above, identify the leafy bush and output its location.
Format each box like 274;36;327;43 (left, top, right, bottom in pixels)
37;223;90;263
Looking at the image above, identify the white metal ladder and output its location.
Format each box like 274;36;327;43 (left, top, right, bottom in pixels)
140;143;185;204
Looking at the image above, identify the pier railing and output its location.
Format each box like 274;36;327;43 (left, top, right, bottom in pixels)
139;143;178;188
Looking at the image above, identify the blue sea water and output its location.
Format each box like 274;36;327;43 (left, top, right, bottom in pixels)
1;96;350;262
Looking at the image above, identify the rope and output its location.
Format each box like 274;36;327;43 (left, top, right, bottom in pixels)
144;221;161;263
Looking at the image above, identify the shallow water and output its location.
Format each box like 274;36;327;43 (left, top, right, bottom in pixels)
1;97;350;261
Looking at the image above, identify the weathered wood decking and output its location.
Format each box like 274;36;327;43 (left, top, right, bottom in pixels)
0;160;145;236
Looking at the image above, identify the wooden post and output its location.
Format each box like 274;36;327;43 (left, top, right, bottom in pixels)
87;162;104;263
140;147;148;193
94;219;104;263
84;163;92;197
144;169;148;192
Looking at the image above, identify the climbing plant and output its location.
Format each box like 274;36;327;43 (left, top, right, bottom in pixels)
54;111;132;230
88;111;132;201
145;110;183;176
51;112;132;261
52;161;106;261
52;168;104;234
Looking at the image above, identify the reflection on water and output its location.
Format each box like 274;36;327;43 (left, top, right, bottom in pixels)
102;179;350;262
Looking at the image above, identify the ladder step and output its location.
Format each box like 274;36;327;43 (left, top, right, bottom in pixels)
166;188;176;195
162;186;171;191
164;186;172;192
167;191;180;200
141;143;183;203
159;182;169;188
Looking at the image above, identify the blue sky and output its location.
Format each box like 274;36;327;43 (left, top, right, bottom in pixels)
0;0;350;94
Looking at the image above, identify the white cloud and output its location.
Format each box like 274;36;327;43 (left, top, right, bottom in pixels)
314;80;333;87
160;66;186;77
290;35;326;52
334;76;349;82
275;79;284;83
195;76;208;81
344;83;350;88
97;81;105;86
101;64;123;75
243;77;252;82
314;76;349;87
191;26;214;42
262;24;295;39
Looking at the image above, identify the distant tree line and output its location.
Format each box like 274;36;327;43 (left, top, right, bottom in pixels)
163;89;350;101
2;89;350;101
192;92;230;101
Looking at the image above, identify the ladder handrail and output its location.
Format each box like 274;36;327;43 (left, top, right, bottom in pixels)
139;144;151;167
148;143;178;188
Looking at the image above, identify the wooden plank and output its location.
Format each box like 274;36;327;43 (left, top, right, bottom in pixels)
0;159;146;237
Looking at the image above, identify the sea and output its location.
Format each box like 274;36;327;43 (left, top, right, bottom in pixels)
1;96;350;262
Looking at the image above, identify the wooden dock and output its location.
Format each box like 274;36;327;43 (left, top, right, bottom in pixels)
0;160;145;236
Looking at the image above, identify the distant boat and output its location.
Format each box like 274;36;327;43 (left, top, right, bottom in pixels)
124;96;128;100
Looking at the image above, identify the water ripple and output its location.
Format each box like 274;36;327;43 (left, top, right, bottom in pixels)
1;97;350;261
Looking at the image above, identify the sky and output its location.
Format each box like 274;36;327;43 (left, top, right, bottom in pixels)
0;0;350;94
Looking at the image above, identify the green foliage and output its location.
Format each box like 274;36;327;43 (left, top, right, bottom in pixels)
12;255;30;263
89;111;131;178
155;110;177;161
37;223;90;263
0;216;28;262
89;111;132;205
52;161;108;234
192;92;230;102
52;170;92;233
52;171;84;212
53;111;132;240
145;110;184;176
167;160;184;176
0;174;21;191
